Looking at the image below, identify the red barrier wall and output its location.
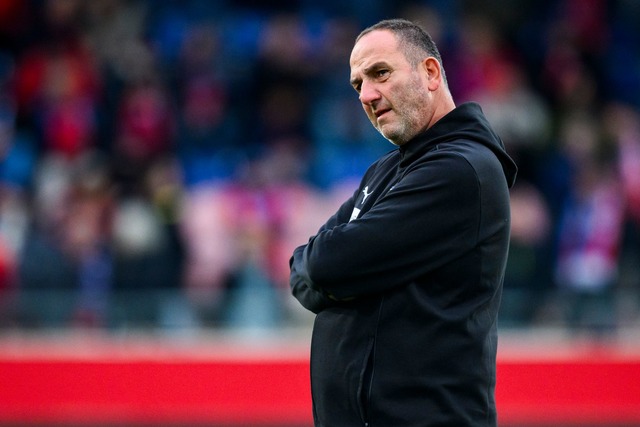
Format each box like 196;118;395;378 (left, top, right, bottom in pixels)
1;333;639;426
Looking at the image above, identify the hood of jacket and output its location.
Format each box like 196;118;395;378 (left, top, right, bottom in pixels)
399;102;518;188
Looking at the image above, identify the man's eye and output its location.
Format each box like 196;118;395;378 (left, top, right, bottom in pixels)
376;70;389;78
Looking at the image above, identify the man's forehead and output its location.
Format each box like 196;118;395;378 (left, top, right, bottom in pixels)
350;30;398;67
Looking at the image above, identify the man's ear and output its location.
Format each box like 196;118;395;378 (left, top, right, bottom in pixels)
422;57;443;91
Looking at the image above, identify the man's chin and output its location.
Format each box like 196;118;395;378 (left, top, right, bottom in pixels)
378;126;403;146
381;135;402;146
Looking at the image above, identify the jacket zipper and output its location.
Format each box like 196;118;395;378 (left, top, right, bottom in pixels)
358;337;375;426
358;297;385;426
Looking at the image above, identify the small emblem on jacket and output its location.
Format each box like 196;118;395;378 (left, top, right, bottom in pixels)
362;186;372;203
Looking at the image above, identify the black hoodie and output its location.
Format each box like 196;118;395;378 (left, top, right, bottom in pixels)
290;102;518;426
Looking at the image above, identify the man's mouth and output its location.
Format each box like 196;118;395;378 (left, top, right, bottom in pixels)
375;108;391;119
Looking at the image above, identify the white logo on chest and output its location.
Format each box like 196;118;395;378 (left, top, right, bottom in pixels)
362;186;372;203
350;185;372;222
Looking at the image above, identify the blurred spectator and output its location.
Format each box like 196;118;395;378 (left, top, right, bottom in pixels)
249;13;315;158
604;102;640;322
501;181;552;327
172;22;242;186
605;104;640;233
553;113;625;334
112;80;175;194
470;60;552;180
13;0;103;158
446;12;518;103
540;0;609;113
62;152;114;326
19;154;91;326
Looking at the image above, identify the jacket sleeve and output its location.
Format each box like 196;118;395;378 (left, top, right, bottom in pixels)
300;152;483;300
289;245;337;313
288;181;363;311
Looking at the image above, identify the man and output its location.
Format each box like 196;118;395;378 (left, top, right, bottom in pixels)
289;19;517;426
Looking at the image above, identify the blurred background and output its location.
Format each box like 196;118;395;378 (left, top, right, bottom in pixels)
0;0;640;425
1;0;639;335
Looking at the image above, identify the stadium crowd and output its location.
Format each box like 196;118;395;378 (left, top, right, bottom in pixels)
0;0;639;333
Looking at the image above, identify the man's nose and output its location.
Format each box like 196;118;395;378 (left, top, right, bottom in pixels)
359;81;380;106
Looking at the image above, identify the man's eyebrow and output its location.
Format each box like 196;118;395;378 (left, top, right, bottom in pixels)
363;61;388;74
350;61;389;87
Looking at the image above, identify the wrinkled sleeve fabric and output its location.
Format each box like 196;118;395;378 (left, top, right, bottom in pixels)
290;245;335;313
301;152;482;300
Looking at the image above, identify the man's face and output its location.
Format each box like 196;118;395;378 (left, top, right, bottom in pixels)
349;30;433;145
